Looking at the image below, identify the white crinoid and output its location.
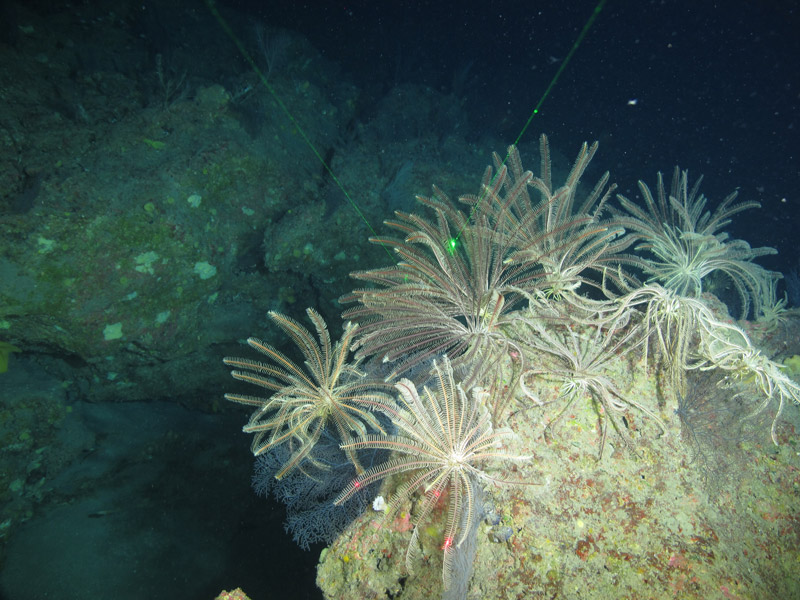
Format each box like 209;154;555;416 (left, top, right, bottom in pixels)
334;357;529;590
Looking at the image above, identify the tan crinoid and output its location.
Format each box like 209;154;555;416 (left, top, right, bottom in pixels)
223;308;394;479
344;139;632;383
342;177;539;383
483;136;629;298
515;308;667;458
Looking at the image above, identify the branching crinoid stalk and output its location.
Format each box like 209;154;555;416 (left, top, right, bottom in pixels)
613;166;778;319
482;349;525;425
514;307;667;458
334;357;530;592
603;283;799;444
223;308;395;479
691;309;800;444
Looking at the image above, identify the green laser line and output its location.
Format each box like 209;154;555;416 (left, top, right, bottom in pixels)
204;0;393;260
512;0;607;149
207;0;605;263
451;0;607;249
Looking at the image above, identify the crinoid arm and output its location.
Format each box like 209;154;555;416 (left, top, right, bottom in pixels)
223;308;394;479
612;167;778;319
511;305;667;458
690;307;800;444
334;357;531;590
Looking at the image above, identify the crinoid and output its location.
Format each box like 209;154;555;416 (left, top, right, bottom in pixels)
515;308;667;458
602;283;705;395
481;135;630;299
754;274;790;333
342;158;543;382
605;283;800;444
334;357;530;593
343;139;630;382
613;166;778;318
691;311;800;445
223;308;394;479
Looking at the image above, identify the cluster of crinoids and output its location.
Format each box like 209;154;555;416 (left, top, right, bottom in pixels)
224;135;797;598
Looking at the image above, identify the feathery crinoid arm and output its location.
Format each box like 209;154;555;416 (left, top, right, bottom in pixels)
223;308;394;479
612;167;778;318
334;357;530;588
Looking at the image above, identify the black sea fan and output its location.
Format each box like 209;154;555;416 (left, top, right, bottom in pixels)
675;369;746;486
252;431;387;550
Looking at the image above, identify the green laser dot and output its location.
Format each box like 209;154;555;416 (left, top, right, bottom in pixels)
207;0;604;256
